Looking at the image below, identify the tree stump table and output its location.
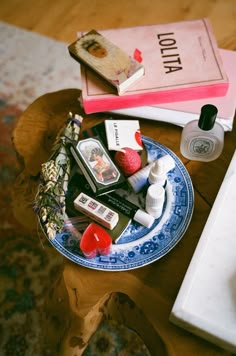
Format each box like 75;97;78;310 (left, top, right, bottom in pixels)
12;89;234;355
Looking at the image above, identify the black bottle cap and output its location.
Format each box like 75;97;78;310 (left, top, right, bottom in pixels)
198;104;218;131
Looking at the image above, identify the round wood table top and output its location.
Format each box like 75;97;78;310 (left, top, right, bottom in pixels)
12;89;235;355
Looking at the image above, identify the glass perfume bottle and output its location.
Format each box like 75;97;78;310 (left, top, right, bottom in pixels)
180;104;224;162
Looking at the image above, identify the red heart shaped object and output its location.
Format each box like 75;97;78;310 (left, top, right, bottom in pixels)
80;222;112;258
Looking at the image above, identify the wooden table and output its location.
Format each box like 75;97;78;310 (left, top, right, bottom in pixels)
12;89;235;355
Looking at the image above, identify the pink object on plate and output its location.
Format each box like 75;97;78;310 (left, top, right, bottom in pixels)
114;147;142;176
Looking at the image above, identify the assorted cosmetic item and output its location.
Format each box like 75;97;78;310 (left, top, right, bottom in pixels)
96;191;155;228
64;103;224;259
127;154;175;193
64;118;176;258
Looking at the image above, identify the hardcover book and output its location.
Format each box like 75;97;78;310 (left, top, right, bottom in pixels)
78;19;229;114
110;49;236;132
68;30;145;95
70;136;126;195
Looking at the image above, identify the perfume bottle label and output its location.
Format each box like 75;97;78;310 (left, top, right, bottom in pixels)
189;137;215;156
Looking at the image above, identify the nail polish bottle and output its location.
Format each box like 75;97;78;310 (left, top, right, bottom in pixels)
180;104;224;162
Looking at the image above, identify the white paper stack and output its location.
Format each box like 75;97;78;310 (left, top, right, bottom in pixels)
170;150;236;353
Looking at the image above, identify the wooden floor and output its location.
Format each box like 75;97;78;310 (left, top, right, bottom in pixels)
0;0;236;50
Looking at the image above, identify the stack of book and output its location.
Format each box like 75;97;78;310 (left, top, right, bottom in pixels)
69;18;236;131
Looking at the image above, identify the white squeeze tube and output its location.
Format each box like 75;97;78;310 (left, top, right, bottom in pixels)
127;154;175;193
127;162;155;193
98;191;155;228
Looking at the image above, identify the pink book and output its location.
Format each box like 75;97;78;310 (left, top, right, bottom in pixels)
111;49;236;132
78;19;229;114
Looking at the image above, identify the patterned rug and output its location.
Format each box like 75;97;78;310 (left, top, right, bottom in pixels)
0;22;150;355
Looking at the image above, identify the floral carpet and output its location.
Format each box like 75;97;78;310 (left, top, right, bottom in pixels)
0;21;150;355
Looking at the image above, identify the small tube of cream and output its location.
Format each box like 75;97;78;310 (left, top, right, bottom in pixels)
127;161;155;193
98;192;155;228
128;154;175;193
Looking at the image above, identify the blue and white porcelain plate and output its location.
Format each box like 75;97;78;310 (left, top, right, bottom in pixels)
51;136;194;271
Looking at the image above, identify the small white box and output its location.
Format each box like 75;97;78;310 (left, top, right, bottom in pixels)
105;119;143;151
170;150;236;353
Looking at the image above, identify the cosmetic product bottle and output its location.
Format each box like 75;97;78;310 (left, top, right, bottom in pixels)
145;183;165;218
157;154;175;173
128;154;175;193
148;159;167;186
127;161;155;193
180;104;224;162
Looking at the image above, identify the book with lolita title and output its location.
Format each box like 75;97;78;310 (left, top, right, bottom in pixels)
75;19;229;114
110;49;236;132
68;30;145;95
